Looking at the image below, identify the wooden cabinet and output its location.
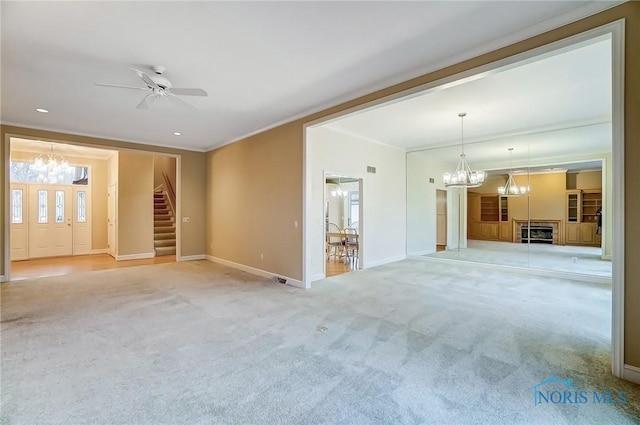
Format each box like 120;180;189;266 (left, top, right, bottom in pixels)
468;194;510;242
565;189;602;246
566;223;580;244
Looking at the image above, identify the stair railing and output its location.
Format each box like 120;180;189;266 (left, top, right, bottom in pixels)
162;171;176;216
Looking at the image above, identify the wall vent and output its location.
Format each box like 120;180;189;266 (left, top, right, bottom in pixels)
367;166;376;174
273;276;287;284
429;177;435;183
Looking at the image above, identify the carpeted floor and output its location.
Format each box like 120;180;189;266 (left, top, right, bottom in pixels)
425;240;612;277
1;259;638;424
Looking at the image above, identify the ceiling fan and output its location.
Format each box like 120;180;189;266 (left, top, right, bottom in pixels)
96;65;208;110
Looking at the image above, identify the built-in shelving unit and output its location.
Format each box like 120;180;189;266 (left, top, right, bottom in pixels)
480;196;499;222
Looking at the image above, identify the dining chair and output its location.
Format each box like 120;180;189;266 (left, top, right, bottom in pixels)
326;223;344;261
344;227;359;265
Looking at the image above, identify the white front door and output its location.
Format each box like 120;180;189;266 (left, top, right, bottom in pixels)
29;185;73;258
10;183;28;261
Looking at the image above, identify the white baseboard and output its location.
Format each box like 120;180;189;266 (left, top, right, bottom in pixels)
205;255;305;289
310;273;325;282
623;364;640;385
91;249;109;255
179;254;206;261
602;254;612;261
0;275;6;283
407;249;436;256
416;256;612;286
364;255;407;269
115;252;155;261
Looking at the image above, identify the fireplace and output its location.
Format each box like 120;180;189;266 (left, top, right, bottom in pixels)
521;225;553;244
513;219;561;244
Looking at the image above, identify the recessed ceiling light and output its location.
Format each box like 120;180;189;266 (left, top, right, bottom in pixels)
35;108;49;113
173;132;182;136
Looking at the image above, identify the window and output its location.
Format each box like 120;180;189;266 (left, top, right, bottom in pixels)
11;189;23;224
55;190;65;223
10;160;89;185
38;190;48;223
77;191;87;222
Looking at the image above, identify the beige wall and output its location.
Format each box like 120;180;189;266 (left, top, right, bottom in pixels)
205;3;640;366
153;155;177;192
9;150;109;251
1;125;206;266
206;123;302;279
575;170;602;190
117;152;153;256
471;172;567;222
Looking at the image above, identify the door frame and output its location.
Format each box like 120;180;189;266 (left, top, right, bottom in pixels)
2;136;183;279
322;171;364;279
302;20;625;378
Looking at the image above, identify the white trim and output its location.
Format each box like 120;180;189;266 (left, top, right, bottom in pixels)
115;252;155;261
3;135;10;283
302;126;311;288
623;365;640;385
610;19;625;380
310;273;325;283
206;255;305;289
408;249;437;257
364;255;407;269
417;256;612;286
91;249;109;255
179;254;205;261
0;275;6;283
602;254;612;261
175;156;182;261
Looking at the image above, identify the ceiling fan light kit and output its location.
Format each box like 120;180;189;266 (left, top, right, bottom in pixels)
95;65;208;110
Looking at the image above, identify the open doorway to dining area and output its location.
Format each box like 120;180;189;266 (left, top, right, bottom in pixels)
324;174;361;277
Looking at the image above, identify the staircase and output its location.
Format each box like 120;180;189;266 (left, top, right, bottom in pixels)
154;190;176;256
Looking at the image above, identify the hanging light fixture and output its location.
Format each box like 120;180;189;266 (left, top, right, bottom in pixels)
443;112;485;188
497;148;530;196
330;177;348;197
33;143;72;184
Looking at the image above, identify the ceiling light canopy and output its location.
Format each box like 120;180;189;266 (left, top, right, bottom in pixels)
498;148;530;197
443;113;485;188
35;108;49;113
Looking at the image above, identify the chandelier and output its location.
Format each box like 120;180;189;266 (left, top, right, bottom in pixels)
330;177;348;197
443;112;485;188
33;144;73;184
497;148;530;196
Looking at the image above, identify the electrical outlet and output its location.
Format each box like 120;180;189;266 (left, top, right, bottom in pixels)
260;253;264;260
182;217;190;223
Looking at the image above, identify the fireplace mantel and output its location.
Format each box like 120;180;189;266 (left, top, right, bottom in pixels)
512;219;563;245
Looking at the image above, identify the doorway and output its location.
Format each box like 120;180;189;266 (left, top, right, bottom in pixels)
436;189;447;251
324;174;362;278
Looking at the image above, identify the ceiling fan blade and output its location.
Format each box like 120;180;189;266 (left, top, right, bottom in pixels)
136;93;155;110
167;94;198;110
169;88;208;97
131;68;159;90
95;83;148;91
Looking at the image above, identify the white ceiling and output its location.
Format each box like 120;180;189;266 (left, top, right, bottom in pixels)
326;36;611;153
0;1;622;152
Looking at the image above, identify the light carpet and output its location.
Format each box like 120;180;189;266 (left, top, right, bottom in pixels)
1;259;638;424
